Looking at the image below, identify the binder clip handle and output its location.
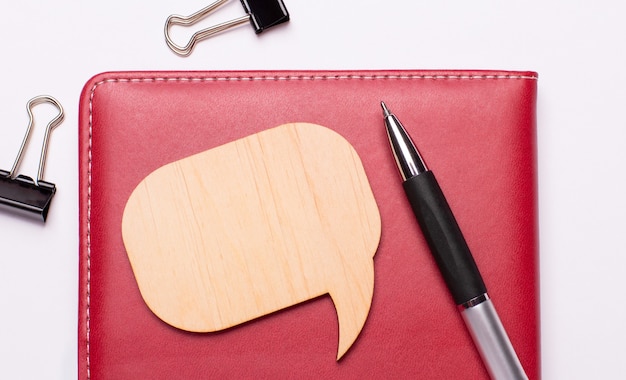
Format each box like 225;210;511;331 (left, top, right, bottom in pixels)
165;0;290;56
9;95;64;186
165;0;250;56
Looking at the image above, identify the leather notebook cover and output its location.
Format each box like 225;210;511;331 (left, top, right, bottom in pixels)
78;70;539;379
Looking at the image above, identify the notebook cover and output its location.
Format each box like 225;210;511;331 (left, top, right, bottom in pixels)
78;70;539;379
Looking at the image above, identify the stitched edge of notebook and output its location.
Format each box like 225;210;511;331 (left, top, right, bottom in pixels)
87;73;537;88
84;72;536;379
86;86;95;380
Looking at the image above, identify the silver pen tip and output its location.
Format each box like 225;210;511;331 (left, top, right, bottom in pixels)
381;101;391;118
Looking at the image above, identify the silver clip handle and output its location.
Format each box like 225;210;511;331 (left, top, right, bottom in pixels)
9;95;64;186
164;0;250;56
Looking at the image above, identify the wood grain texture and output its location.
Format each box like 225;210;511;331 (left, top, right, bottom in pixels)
121;122;381;359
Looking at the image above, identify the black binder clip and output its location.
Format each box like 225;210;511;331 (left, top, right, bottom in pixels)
0;96;64;222
165;0;290;56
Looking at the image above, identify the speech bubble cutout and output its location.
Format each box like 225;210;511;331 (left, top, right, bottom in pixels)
122;122;381;359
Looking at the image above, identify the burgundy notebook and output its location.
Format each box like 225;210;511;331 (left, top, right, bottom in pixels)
78;70;539;379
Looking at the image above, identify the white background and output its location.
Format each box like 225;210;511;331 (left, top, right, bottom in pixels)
1;1;624;379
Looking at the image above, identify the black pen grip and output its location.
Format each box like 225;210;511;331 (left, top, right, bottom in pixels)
403;171;487;305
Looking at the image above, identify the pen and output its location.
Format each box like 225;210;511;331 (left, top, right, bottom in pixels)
381;102;528;380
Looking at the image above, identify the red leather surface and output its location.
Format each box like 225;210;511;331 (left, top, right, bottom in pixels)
78;70;539;379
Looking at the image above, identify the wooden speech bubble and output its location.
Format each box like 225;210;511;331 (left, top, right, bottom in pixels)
121;123;381;359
